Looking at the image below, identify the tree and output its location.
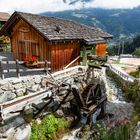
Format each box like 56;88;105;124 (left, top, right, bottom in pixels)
133;47;140;56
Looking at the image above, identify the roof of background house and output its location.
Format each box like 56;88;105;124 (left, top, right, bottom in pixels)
0;12;10;22
0;11;112;44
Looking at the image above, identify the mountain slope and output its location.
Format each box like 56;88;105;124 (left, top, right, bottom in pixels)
42;7;140;43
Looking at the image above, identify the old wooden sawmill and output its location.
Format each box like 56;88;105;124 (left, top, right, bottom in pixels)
0;11;112;128
0;57;107;127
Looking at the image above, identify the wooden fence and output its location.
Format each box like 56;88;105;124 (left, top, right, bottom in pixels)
109;64;136;82
0;60;51;79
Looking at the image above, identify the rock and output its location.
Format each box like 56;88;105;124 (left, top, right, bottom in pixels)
11;79;22;84
16;89;25;97
137;130;140;137
65;78;74;85
34;76;41;84
41;78;47;87
13;124;31;140
1;83;14;91
0;133;7;139
25;81;34;88
36;118;42;124
0;80;8;86
31;84;41;91
23;105;34;123
0;89;4;94
137;121;140;128
22;78;28;83
0;93;7;103
54;109;64;117
13;83;22;90
6;91;16;101
6;127;15;140
81;83;87;90
0;91;16;103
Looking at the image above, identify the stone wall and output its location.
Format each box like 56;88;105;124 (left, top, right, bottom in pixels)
0;75;45;104
0;66;107;140
106;68;135;91
0;66;104;104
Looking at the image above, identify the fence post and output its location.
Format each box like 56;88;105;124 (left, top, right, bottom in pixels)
45;60;48;75
16;59;20;78
0;61;4;79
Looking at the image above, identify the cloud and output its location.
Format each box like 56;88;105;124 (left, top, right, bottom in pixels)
90;0;140;9
0;0;140;14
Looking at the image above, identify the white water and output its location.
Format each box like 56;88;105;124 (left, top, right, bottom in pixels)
61;68;133;140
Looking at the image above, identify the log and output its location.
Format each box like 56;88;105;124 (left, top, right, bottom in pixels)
64;56;80;69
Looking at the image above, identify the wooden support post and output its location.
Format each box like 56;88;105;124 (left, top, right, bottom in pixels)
82;46;87;66
0;61;4;79
7;61;9;73
54;88;71;112
45;60;48;75
16;59;20;78
33;98;53;119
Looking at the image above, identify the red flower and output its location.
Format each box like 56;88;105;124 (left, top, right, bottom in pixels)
24;55;37;63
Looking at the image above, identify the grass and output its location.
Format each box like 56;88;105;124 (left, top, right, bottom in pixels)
30;114;69;140
129;70;139;78
113;59;120;64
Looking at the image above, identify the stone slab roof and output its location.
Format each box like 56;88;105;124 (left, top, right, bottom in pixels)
0;11;112;44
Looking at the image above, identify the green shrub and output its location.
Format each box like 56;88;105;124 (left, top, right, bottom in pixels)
30;114;68;140
95;123;130;140
129;70;139;78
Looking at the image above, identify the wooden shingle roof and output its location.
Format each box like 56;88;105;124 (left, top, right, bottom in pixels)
0;12;10;22
0;11;112;44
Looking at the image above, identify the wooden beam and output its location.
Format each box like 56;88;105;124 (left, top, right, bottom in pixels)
64;56;80;69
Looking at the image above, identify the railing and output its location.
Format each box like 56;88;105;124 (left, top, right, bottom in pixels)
109;64;136;82
0;60;51;79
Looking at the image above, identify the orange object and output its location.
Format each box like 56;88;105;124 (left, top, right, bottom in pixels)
96;43;106;56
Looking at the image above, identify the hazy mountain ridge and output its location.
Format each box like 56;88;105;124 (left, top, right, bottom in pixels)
42;7;140;43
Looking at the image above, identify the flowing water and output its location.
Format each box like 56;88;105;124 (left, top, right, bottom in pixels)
61;68;133;140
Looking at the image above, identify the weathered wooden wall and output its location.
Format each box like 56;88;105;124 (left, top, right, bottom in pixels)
11;19;49;61
51;41;81;72
10;19;81;72
95;43;106;56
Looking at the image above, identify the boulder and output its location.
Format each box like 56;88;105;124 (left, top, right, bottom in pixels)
11;78;22;84
0;80;8;86
31;84;41;91
22;105;34;123
13;83;22;90
6;127;15;140
0;93;7;103
34;76;41;84
6;91;16;101
0;88;4;94
16;89;25;97
41;78;47;87
13;124;31;140
1;83;14;91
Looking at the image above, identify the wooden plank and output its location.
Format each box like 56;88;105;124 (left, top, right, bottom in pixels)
3;68;51;73
0;90;52;120
16;59;20;77
45;60;48;74
0;61;4;79
64;56;80;69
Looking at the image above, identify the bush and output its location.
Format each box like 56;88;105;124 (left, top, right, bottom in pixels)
96;123;130;140
30;114;68;140
129;70;139;78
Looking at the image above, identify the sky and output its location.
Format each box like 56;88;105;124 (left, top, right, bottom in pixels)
0;0;140;14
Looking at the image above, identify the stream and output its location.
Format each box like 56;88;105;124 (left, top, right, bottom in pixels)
62;68;133;140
